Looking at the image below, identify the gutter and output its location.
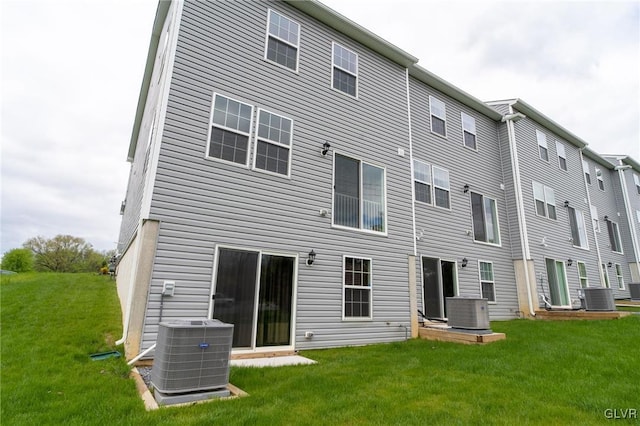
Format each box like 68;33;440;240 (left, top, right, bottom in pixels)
502;107;536;317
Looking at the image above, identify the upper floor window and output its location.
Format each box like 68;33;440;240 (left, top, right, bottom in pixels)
429;96;447;137
413;160;431;204
595;168;605;190
479;261;496;302
636;210;640;224
470;192;500;245
254;109;293;176
601;263;610;288
634;173;640;195
334;154;386;233
536;130;548;161
461;112;477;150
413;160;450;209
590;205;600;233
582;160;591;184
577;261;588;288
208;94;253;166
568;207;588;249
615;264;625;290
265;9;300;71
532;181;556;219
332;43;358;97
343;256;372;319
433;166;451;209
606;219;623;253
556;141;567;171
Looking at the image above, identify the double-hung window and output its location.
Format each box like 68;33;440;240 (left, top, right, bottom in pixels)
461;112;477;149
429;96;447;137
334;154;386;233
582;160;591;184
208;94;253;166
590;205;600;233
532;181;556;219
413;160;431;204
577;262;588;288
470;192;500;245
332;43;358;97
595;168;604;190
536;130;548;161
601;263;610;288
568;207;588;249
265;9;300;71
615;264;625;290
433;166;451;209
634;173;640;195
254;109;293;176
413;161;449;209
479;261;496;302
606;219;623;253
343;256;372;319
556;141;567;171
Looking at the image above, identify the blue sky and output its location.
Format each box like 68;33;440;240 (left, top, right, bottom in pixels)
1;0;638;254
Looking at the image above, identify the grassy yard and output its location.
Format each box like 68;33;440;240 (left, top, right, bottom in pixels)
2;273;639;425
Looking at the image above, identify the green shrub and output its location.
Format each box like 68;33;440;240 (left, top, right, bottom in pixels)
1;248;34;272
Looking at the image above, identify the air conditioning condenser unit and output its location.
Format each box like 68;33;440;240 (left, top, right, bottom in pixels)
151;319;234;396
628;283;640;301
446;297;490;330
583;288;615;311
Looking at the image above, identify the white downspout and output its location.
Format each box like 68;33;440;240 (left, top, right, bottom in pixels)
616;165;640;268
503;107;535;316
580;150;605;286
406;69;417;257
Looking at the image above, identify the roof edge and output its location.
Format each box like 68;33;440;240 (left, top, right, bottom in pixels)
285;0;418;67
127;0;172;162
410;65;503;121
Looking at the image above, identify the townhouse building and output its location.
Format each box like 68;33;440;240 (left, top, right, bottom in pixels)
115;0;637;360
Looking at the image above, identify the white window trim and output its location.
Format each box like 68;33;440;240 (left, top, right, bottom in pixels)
607;219;624;254
432;165;451;210
429;95;447;138
636;210;640;224
342;255;373;321
532;181;556;220
413;159;432;206
460;111;477;151
591;205;600;233
331;152;388;236
556;141;567;171
264;9;300;73
582;159;591;184
536;130;548;162
478;260;497;304
252;108;294;179
205;92;254;169
577;261;589;288
614;263;625;290
595;168;605;191
331;42;358;98
634;173;640;195
569;207;589;250
470;192;501;247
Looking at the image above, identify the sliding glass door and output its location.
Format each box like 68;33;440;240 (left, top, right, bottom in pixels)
213;248;295;349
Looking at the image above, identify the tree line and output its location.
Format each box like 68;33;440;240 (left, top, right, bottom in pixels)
1;235;116;273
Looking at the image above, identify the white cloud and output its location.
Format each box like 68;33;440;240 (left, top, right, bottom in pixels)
1;0;638;255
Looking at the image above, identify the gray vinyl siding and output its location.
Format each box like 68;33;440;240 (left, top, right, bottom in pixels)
583;155;632;296
510;111;601;305
409;77;519;320
496;121;523;259
139;0;414;351
117;4;176;253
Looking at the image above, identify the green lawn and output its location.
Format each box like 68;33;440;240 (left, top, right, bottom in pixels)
2;273;639;425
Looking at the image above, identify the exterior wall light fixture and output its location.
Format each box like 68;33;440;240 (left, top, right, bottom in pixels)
463;184;469;193
322;142;331;156
567;259;573;266
306;250;316;266
461;258;468;268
